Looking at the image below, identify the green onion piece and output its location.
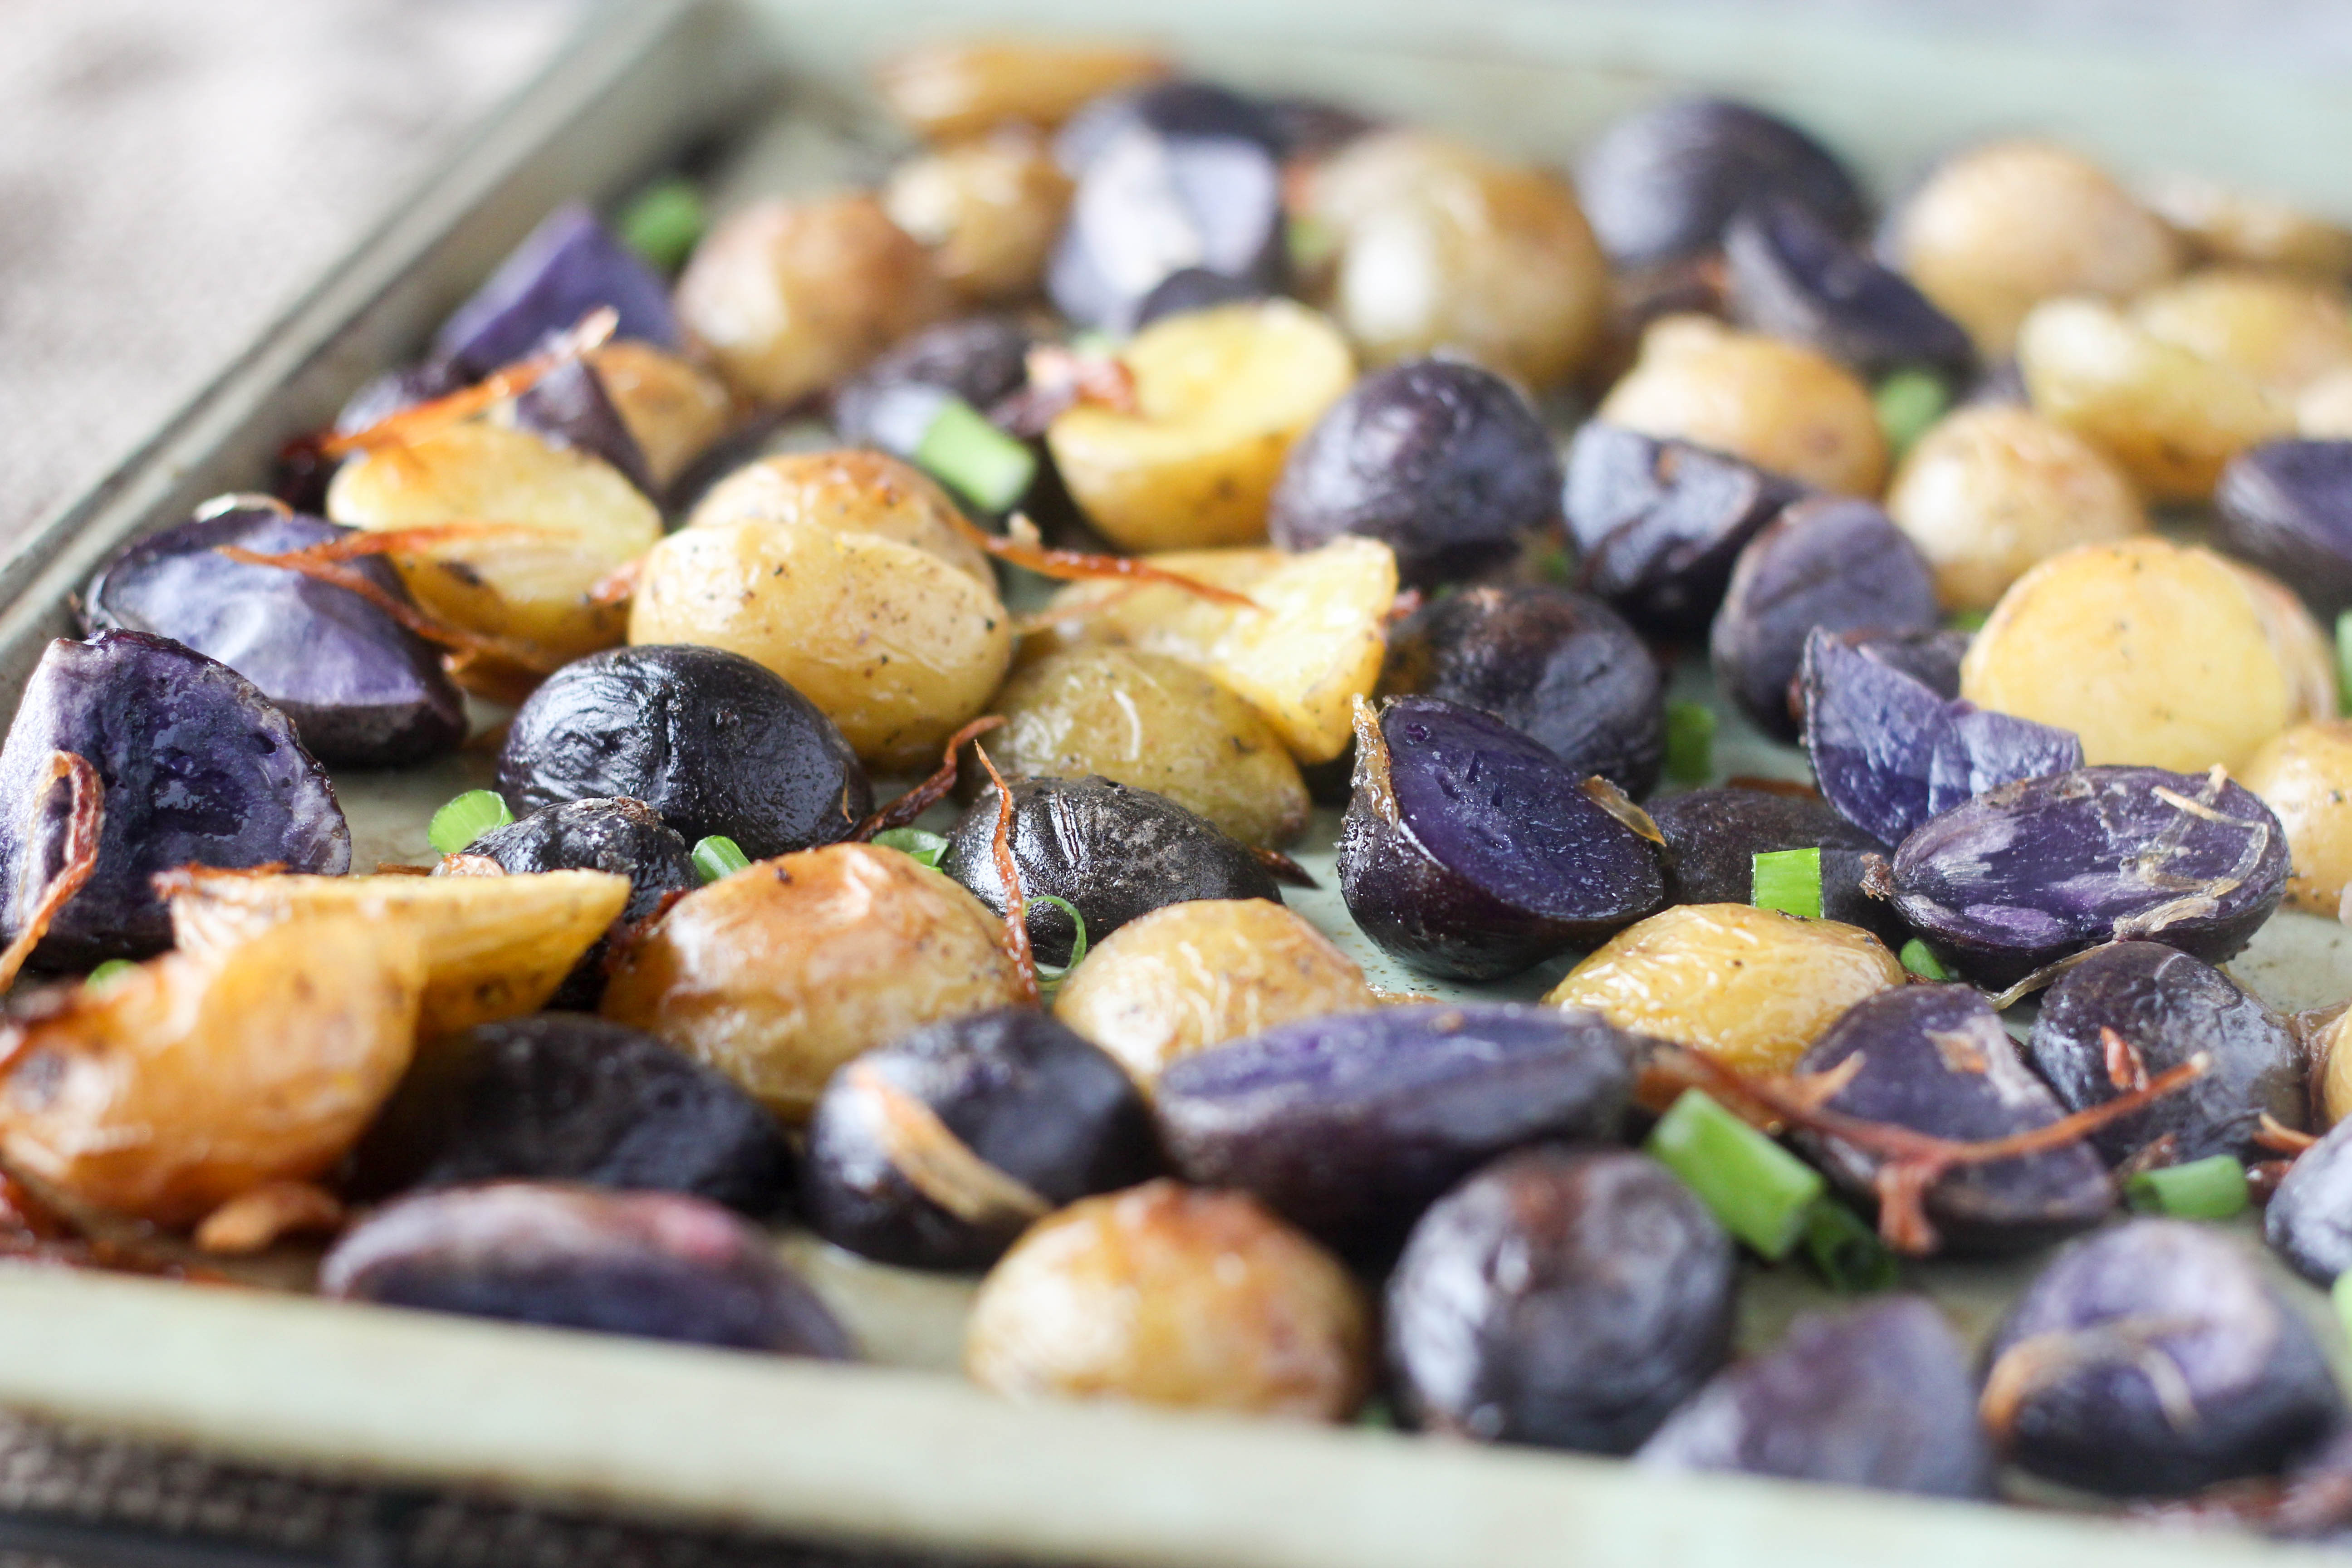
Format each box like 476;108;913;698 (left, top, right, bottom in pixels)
1801;1198;1900;1293
1286;213;1339;273
2126;1154;2249;1220
1354;1400;1396;1430
2335;1272;2352;1343
1030;893;1090;982
428;789;513;856
1644;1089;1826;1259
691;834;751;883
1898;938;1950;980
1751;847;1824;921
1067;329;1122;357
85;959;137;990
915;395;1037;514
872;826;950;870
1945;608;1989;633
2337;610;2352;716
618;179;706;274
1663;701;1715;784
1874;368;1949;458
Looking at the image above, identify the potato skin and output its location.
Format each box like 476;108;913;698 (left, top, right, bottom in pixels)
1052;899;1378;1083
2240;720;2352;914
1544;903;1904;1077
965;1179;1370;1421
883;129;1072;303
684;449;993;584
874;41;1168;143
585;341;735;491
990;647;1309;849
601;843;1025;1123
2133;269;2352;396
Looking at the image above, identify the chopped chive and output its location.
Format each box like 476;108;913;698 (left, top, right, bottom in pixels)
1874;368;1949;458
1898;938;1950;980
2337;610;2352;716
1946;608;1989;633
1286;213;1340;273
1031;893;1090;985
1663;701;1715;784
86;959;137;990
1645;1089;1826;1259
2126;1154;2249;1220
691;834;751;883
914;395;1036;513
428;789;513;856
1801;1198;1900;1293
872;826;950;870
618;179;706;274
1751;847;1824;921
1067;329;1122;357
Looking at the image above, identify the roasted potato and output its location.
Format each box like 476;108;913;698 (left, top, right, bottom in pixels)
0;914;424;1224
2299;369;2352;438
600;843;1026;1122
1046;300;1355;552
874;40;1169;143
685;449;992;583
2133;270;2352;397
585;341;736;490
2140;172;2352;282
883;128;1072;304
2241;720;2352;915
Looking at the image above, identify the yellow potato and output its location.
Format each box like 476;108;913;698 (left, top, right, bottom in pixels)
1053;899;1377;1083
601;843;1024;1121
164;868;627;1041
0;915;424;1225
2299;367;2352;438
2132;269;2352;396
629;518;1013;771
1959;536;2334;774
1047;300;1355;552
674;193;954;405
875;40;1168;143
2313;1008;2352;1128
1544;904;1903;1078
2240;720;2352;915
1890;139;2182;355
324;421;661;662
685;449;992;583
1883;403;2147;612
2140;172;2352;282
2015;295;2294;503
1597;315;1887;495
883;128;1072;303
585;341;735;490
1032;538;1397;764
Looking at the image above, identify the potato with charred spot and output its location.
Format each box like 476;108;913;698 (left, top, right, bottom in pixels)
585;342;735;490
685;450;992;583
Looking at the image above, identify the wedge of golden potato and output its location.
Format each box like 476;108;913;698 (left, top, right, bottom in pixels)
586;340;736;489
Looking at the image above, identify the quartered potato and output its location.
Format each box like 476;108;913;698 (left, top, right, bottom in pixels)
684;449;993;583
883;128;1072;304
2241;720;2352;915
586;341;735;490
601;843;1026;1122
165;868;628;1041
1032;537;1397;764
325;421;662;664
2133;270;2352;397
629;516;1013;771
874;40;1169;143
0;915;424;1225
990;647;1310;849
1046;300;1355;552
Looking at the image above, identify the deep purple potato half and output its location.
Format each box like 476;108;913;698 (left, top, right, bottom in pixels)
832;316;1037;451
1154;1003;1638;1261
2214;440;2352;621
0;631;349;966
1795;985;2113;1254
1634;1297;1993;1498
1723;198;1973;380
1887;766;2289;988
82;507;466;769
433;202;680;373
335;360;466;436
2266;1117;2352;1284
1643;785;1899;945
1339;696;1666;980
1984;1220;2342;1497
1576;97;1866;272
509;357;656;495
1798;626;1970;710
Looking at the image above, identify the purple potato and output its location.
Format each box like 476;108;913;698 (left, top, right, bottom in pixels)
832;315;1039;451
1724;197;1973;381
1132;266;1269;325
432;202;680;374
81;507;466;769
939;775;1278;968
1643;785;1899;944
498;645;870;861
1711;497;1940;742
1563;422;1805;639
1381;586;1663;796
1635;1297;1993;1498
1828;625;1970;701
321;1182;851;1357
1983;1220;2341;1496
1795;985;2114;1254
1053;79;1284;176
1886;766;2290;988
1258;95;1380;161
803;1009;1156;1270
2265;1117;2352;1284
1339;697;1667;980
350;1013;791;1214
1386;1146;1737;1452
1576;98;1866;272
1154;1003;1637;1262
0;631;349;967
2215;440;2352;620
1801;628;2082;846
509;357;655;495
452;797;696;1009
334;360;466;436
1269;359;1563;587
2028;941;2303;1166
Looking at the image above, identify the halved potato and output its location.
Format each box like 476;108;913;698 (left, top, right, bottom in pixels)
685;449;993;583
587;341;736;490
0;914;424;1224
2132;269;2352;397
1032;537;1397;763
874;40;1168;143
1047;300;1355;552
165;868;627;1040
882;128;1072;304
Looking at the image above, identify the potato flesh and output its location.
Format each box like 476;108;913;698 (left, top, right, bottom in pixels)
1597;315;1888;496
882;130;1072;304
2133;269;2352;396
874;41;1168;143
167;869;627;1041
2139;172;2352;283
324;421;661;661
1034;538;1397;764
601;843;1025;1122
629;518;1013;771
1543;903;1903;1078
586;341;735;490
1960;537;2332;774
685;449;994;584
0;915;424;1224
2241;721;2352;916
1052;898;1377;1083
1047;300;1356;553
